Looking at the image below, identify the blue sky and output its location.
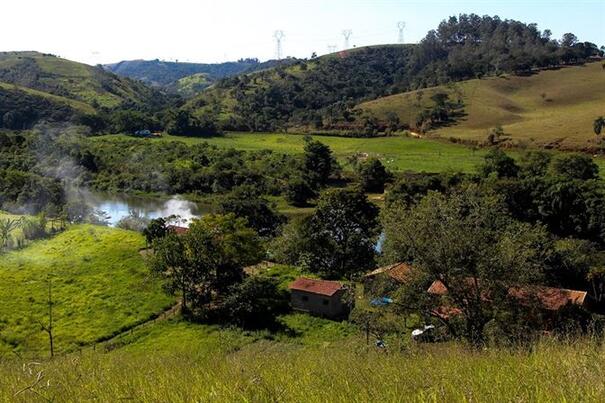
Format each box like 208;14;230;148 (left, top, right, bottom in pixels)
2;0;603;64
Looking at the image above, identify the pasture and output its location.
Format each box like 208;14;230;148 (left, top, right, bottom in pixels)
95;133;499;173
359;62;605;150
0;225;173;354
95;132;605;174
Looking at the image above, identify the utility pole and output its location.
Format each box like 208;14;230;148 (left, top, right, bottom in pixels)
38;275;54;358
398;21;406;44
342;29;352;50
274;30;285;60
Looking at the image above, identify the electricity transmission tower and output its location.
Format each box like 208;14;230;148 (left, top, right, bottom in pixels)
342;29;352;50
398;21;406;44
274;30;285;60
327;44;337;54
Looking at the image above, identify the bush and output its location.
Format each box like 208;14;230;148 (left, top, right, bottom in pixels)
217;276;289;329
284;176;316;206
22;215;47;241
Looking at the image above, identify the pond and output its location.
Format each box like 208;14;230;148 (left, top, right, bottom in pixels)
87;193;209;226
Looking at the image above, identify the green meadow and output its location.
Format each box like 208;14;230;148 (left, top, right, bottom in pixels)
0;225;173;354
95;132;605;174
359;62;605;150
2;334;605;402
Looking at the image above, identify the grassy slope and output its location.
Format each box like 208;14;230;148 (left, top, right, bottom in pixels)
172;73;211;97
359;62;605;150
1;333;604;401
0;82;95;115
94;132;605;174
0;52;155;109
0;225;173;354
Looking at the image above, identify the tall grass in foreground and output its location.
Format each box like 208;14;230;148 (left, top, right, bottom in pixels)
2;337;605;402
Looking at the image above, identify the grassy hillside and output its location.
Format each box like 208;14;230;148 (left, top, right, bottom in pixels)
0;51;160;109
105;58;294;94
0;225;173;354
359;62;605;150
170;73;211;96
1;333;604;401
93;132;605;174
0;82;95;115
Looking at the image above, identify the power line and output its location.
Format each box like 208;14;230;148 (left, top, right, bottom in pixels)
398;21;406;44
342;29;352;50
273;30;285;60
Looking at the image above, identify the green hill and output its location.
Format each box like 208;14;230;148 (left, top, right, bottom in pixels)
170;72;212;96
0;51;161;110
0;81;95;129
0;224;173;354
358;62;605;150
104;58;294;94
187;15;602;133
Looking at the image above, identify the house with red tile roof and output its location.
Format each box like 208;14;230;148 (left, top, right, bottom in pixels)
427;278;590;320
289;278;349;319
364;263;415;285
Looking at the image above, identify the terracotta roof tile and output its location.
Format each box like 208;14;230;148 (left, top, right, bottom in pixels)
427;279;587;311
168;225;189;235
289;277;344;297
365;263;415;283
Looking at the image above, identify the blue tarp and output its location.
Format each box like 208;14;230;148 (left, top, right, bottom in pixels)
370;297;393;306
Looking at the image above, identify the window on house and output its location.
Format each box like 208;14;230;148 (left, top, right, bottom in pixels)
322;299;329;306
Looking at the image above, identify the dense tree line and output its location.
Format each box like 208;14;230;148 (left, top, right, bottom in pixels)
0;87;78;130
378;149;605;344
0;129;345;221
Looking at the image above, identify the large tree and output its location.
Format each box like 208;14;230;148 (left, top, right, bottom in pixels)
217;187;286;238
356;158;393;193
593;116;604;136
150;214;262;311
382;185;554;345
276;188;380;279
302;136;339;187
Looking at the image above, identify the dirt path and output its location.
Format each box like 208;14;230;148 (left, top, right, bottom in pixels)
92;300;182;351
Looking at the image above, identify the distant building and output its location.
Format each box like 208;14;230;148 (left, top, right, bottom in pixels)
289;277;349;319
427;278;591;320
364;263;415;286
167;225;189;235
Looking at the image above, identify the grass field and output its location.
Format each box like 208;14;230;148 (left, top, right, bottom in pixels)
0;225;173;355
95;133;501;173
0;82;96;115
0;51;154;109
95;132;605;174
1;333;604;401
359;62;605;150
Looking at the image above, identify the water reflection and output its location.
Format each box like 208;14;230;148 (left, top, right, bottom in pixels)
88;193;206;226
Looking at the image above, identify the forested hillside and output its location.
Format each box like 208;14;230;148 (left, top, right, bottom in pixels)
187;14;603;133
0;52;174;132
0;83;93;130
0;52;162;109
105;58;294;93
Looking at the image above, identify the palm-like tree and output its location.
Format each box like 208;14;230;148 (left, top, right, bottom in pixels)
0;217;23;250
